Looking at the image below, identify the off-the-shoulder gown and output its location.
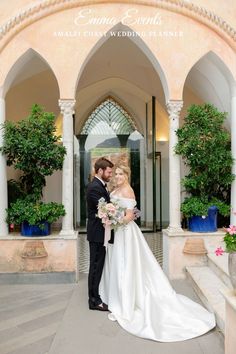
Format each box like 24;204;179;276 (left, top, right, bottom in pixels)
99;195;215;342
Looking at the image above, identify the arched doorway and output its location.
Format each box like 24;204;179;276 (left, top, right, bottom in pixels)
74;96;161;232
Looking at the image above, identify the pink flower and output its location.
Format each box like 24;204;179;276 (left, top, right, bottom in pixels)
226;225;236;235
106;203;116;212
215;247;224;256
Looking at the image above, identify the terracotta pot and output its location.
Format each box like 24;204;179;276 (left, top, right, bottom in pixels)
20;241;48;272
183;238;207;255
21;241;48;259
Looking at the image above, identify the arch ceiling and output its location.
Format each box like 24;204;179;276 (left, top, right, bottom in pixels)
2;48;59;97
75;22;169;101
185;51;234;127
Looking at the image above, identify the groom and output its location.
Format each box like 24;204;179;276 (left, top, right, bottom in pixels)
86;157;114;311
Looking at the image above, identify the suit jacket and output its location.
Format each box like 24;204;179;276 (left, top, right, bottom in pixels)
86;177;113;243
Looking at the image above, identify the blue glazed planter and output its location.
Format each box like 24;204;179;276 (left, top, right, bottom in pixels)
188;206;218;232
21;221;51;236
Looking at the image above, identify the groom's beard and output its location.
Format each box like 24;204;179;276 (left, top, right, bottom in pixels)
101;173;112;183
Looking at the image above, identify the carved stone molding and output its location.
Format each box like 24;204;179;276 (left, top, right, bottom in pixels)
166;100;183;121
59;99;76;116
0;0;235;53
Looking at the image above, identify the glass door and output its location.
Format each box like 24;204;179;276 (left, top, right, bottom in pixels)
74;96;161;232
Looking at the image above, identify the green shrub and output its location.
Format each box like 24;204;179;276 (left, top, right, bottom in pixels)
7;199;65;229
0;104;66;229
176;103;234;218
1;104;66;201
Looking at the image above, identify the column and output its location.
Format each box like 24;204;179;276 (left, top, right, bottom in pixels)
231;82;236;225
0;97;8;236
166;100;183;233
59;99;76;236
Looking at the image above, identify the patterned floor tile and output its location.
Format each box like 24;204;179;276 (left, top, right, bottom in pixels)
79;232;163;273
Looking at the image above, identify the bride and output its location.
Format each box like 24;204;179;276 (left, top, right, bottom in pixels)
99;164;216;342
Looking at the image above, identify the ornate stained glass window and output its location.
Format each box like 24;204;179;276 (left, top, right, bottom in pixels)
80;97;137;135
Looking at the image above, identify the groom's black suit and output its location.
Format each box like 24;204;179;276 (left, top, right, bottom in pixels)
86;177;113;307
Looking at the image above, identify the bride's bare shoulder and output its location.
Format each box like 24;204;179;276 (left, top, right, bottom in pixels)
122;185;135;199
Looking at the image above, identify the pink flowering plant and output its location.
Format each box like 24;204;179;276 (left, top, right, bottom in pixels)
97;197;126;230
215;225;236;256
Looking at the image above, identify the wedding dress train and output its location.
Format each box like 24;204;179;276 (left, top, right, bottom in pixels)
99;196;215;342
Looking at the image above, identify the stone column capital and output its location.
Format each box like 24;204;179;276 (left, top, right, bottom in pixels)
166;100;183;120
59;99;76;116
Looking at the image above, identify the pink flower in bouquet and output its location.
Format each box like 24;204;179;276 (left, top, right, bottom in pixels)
106;203;116;214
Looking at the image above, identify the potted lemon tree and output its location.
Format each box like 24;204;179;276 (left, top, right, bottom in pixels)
0;104;66;236
175;103;234;232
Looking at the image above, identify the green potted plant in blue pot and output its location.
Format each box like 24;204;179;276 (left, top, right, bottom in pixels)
0;104;66;236
6;199;65;236
175;103;234;232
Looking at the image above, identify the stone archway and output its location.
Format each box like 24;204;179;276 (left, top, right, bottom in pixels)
0;47;60;236
0;0;235;240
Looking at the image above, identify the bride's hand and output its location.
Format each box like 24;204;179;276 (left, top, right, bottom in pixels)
122;209;134;224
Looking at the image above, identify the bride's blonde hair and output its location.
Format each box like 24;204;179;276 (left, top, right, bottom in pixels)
115;164;131;182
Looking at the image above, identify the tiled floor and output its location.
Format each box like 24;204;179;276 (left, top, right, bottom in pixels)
0;283;75;354
0;233;224;354
78;232;163;273
0;276;224;354
49;275;224;354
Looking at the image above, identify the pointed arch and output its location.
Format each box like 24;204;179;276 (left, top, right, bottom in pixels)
75;78;151;135
75;23;169;101
80;96;137;135
183;50;235;90
2;48;60;98
182;50;235;118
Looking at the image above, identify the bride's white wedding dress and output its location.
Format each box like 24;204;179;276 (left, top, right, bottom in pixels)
99;196;216;342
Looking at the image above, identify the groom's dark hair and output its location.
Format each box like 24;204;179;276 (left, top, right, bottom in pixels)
95;157;114;173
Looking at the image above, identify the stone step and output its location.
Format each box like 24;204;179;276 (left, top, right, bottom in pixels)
186;265;229;333
207;252;233;290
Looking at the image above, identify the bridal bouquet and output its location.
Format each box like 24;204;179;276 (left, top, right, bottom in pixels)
97;197;125;231
97;198;141;247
